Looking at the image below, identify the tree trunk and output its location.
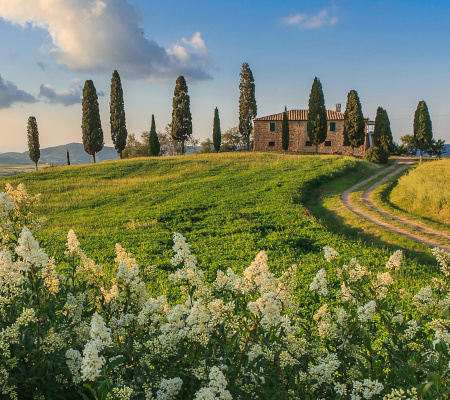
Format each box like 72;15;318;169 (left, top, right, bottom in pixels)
352;146;355;156
181;139;185;155
247;136;250;151
35;162;38;171
420;149;423;164
119;149;123;159
93;153;96;163
315;144;318;154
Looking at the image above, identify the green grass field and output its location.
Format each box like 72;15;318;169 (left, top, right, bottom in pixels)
0;153;436;297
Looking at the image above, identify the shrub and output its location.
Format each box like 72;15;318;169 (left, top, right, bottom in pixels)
363;147;390;164
1;184;450;399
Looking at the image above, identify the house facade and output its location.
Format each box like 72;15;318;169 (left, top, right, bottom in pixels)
253;104;370;156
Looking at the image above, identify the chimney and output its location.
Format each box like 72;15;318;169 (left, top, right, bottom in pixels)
335;103;341;113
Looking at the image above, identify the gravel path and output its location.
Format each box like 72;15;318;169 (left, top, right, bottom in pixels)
341;159;450;252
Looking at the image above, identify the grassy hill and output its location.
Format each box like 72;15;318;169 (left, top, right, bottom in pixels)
1;152;433;297
0;142;119;165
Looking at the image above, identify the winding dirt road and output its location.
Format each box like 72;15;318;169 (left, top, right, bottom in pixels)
341;159;450;252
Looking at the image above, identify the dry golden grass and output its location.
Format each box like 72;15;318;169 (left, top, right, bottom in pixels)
390;158;450;225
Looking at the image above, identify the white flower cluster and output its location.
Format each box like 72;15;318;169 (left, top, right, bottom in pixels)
383;387;418;400
403;319;420;340
193;366;232;400
0;308;37;358
169;233;204;286
412;286;435;313
386;250;403;271
357;300;376;323
150;377;183;400
65;229;80;256
307;353;340;389
351;379;384;399
323;245;340;262
432;247;450;276
309;268;328;296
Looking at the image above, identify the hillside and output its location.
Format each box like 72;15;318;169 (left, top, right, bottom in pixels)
0;152;430;297
0;142;119;165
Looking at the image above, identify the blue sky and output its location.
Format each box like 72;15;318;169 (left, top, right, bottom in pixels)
0;0;449;153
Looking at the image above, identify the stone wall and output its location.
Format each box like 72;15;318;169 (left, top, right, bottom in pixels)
253;120;366;156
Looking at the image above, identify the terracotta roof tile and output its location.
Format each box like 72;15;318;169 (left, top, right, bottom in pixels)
254;109;345;121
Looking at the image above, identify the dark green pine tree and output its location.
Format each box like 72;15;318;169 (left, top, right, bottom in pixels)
414;100;433;164
67;150;70;166
149;114;160;157
213;107;221;152
307;77;328;154
239;63;257;151
171;76;192;155
110;70;128;159
343;90;365;155
82;80;104;163
27;116;40;170
373;107;393;153
282;109;289;151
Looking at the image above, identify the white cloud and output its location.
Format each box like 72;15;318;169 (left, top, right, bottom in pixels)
0;0;211;81
0;74;38;109
282;8;338;29
38;84;82;106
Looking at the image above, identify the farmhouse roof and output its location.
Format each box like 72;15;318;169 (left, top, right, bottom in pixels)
254;109;344;121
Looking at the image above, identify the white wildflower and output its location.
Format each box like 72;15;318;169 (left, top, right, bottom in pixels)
412;286;435;313
66;348;83;383
323;245;339;262
65;229;80;256
309;268;328;296
193;366;232;400
351;379;384;399
432;247;450;276
403;319;420;340
308;353;340;388
153;377;183;400
357;301;376;323
386;250;403;271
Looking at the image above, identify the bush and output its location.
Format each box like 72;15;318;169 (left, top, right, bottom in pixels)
363;147;390;163
2;184;450;399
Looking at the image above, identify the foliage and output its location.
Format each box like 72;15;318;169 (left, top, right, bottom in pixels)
390;142;409;157
213;107;221;153
27;116;40;170
149;115;160;157
400;134;418;156
363;147;390;164
414;101;433;163
428;139;447;160
282;110;289;151
390;158;450;225
171;76;192;155
1;186;450;399
343;90;365;154
199;138;213;153
373;107;393;153
110;70;128;159
82;80;104;163
307;77;328;154
67;149;70;166
220;126;244;152
238;63;257;151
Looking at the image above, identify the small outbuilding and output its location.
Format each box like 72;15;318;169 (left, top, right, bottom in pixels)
253;104;372;156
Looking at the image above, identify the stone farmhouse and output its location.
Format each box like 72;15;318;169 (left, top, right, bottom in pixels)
253;104;372;156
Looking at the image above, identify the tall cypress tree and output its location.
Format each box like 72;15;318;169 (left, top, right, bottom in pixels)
343;90;365;155
213;107;221;152
239;63;257;151
110;70;128;159
282;110;289;151
414;100;433;163
82;80;104;163
307;77;328;154
373;107;393;152
171;76;192;155
149;114;160;156
27;116;40;170
67;150;70;166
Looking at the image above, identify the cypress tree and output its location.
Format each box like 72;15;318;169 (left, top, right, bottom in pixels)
82;80;104;163
171;76;192;155
149;114;160;157
414;100;433;164
213;107;221;152
110;70;128;159
343;90;365;155
307;77;328;154
238;63;257;151
27;116;40;170
282;110;290;151
373;107;393;152
67;150;70;166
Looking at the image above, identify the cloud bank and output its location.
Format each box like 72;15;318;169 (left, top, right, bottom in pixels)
282;8;338;29
0;75;38;109
0;0;211;81
38;84;82;106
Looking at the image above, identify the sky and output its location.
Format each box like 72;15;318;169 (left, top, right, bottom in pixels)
0;0;449;153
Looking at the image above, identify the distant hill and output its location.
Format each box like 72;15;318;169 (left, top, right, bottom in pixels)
0;143;119;165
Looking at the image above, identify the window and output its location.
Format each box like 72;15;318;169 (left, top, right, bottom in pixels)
325;141;332;147
305;141;312;147
269;122;276;132
329;122;336;131
268;141;275;147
